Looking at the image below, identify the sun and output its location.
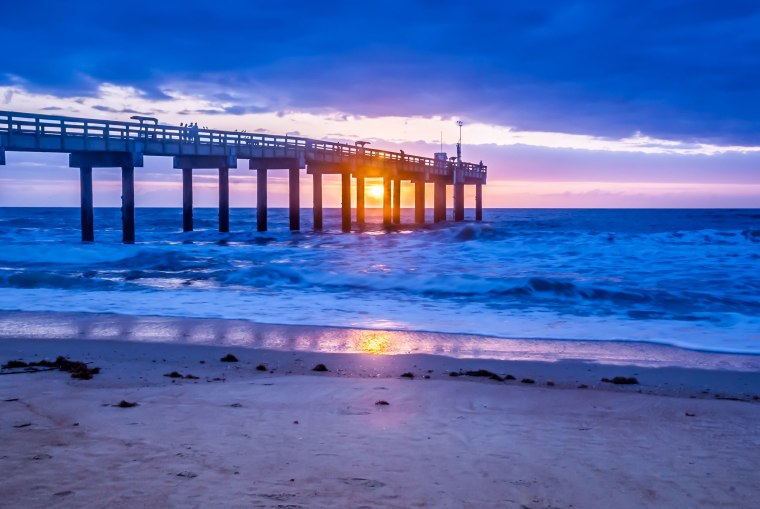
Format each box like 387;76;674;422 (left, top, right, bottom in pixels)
366;184;384;200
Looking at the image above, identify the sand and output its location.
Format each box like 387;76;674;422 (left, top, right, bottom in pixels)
1;316;759;508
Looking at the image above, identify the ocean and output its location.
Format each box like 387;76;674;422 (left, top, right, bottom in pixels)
0;207;758;354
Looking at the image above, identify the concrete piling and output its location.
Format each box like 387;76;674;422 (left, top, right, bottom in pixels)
79;167;94;242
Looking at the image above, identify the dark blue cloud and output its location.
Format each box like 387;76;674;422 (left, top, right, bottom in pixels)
1;0;759;144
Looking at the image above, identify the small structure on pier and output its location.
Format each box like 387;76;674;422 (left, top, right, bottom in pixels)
0;111;487;242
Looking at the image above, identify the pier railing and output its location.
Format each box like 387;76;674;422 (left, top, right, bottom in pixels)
0;111;487;179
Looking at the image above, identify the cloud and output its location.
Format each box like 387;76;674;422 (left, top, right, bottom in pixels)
91;105;147;115
1;1;758;145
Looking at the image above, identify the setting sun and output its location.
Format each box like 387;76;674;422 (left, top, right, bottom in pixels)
366;184;384;200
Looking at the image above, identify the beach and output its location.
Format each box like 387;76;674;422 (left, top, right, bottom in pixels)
2;312;759;509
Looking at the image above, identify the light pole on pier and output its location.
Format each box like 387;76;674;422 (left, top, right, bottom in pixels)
454;120;464;221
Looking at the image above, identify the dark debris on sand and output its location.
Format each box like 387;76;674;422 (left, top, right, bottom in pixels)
400;372;415;379
521;378;535;384
464;369;505;382
220;354;239;363
375;400;390;406
312;364;329;372
2;356;100;380
115;400;138;408
255;364;268;371
602;376;639;385
163;371;198;380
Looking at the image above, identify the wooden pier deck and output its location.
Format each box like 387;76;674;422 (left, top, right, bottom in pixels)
0;111;487;242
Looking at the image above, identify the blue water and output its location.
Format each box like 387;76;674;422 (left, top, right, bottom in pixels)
0;207;758;353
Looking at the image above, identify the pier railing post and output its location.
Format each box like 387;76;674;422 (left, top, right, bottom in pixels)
289;166;300;231
219;167;229;232
79;167;94;242
182;168;193;232
383;176;392;225
475;183;483;222
312;172;323;231
257;169;267;232
121;166;135;244
341;170;351;232
392;178;401;224
356;175;365;225
414;180;425;225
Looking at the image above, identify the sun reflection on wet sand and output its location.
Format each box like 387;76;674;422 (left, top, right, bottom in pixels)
2;311;758;370
355;330;393;355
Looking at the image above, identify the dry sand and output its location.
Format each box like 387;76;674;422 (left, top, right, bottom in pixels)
1;333;759;509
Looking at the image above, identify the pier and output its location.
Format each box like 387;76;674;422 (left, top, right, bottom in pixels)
0;111;487;242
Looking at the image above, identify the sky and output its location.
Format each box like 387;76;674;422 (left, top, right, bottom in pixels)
1;0;759;208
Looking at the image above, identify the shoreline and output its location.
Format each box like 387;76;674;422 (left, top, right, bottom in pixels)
1;310;759;370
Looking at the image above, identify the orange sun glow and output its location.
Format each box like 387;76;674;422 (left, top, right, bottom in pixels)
366;184;384;200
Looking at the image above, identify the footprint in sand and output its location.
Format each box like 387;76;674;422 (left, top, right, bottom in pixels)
340;477;386;488
258;493;296;501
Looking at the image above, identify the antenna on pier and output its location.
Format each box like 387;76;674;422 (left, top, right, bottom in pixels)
456;120;463;163
440;131;443;153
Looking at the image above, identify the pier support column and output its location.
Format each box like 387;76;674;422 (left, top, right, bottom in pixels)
434;181;446;223
71;151;143;243
312;172;323;231
475;183;483;222
79;167;94;242
341;170;351;233
289;166;300;231
383;176;392;225
392;178;401;224
218;168;229;232
356;176;365;225
121;166;135;244
454;182;465;221
257;169;267;232
414;180;425;225
182;168;193;232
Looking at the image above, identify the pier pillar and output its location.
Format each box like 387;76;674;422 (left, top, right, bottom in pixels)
257;169;267;232
173;155;236;233
356;175;365;224
341;170;351;233
434;181;446;223
289;166;300;231
218;168;229;232
70;151;143;243
414;180;425;225
392;178;401;224
312;172;323;231
475;183;483;222
383;176;392;225
121;166;135;244
454;182;465;221
79;167;94;242
182;168;193;232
